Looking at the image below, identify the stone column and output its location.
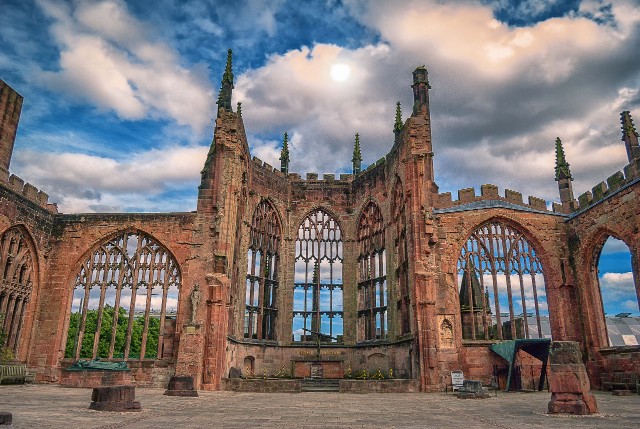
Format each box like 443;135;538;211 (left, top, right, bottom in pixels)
547;341;598;415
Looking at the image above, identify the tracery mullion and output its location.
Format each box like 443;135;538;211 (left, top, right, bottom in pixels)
530;271;542;338
92;259;108;359
10;298;27;353
500;229;517;339
6;295;22;349
108;247;126;359
512;240;530;339
139;247;154;360
156;251;170;359
74;259;93;360
124;256;141;360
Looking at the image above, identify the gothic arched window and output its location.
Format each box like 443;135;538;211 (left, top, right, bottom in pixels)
458;221;547;340
65;231;180;360
0;226;35;355
292;209;343;342
357;202;387;341
392;179;411;335
244;200;281;340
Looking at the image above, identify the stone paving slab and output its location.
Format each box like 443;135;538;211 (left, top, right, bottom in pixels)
0;384;638;428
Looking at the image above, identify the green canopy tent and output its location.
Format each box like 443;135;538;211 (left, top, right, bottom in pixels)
490;338;551;391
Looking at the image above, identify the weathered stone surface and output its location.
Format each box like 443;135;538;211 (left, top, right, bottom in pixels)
89;385;141;412
164;376;199;397
547;341;598;415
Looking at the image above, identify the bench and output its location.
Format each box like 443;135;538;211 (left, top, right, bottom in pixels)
601;372;639;392
0;364;27;384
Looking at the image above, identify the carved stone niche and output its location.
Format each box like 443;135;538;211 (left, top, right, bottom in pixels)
205;272;231;305
437;315;455;349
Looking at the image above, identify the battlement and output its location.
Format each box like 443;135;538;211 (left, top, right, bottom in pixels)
0;171;57;213
436;183;553;214
573;158;640;213
250;156;355;183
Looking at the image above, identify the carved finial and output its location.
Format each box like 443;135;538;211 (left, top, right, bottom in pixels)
280;132;290;174
237;102;242;116
222;49;234;85
554;137;572;181
352;133;362;175
393;101;403;134
216;49;234;115
621;111;640;161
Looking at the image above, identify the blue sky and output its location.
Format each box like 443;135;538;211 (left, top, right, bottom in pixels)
1;1;638;314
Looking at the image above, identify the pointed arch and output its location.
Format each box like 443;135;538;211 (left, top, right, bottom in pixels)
65;230;181;361
357;201;387;341
292;208;343;342
457;219;548;341
244;199;282;340
590;231;639;347
391;177;411;335
0;225;38;355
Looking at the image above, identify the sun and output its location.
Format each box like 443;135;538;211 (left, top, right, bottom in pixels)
330;64;351;82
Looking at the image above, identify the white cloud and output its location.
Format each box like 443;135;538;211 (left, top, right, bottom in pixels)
13;145;208;213
600;271;636;301
233;0;640;203
35;0;213;134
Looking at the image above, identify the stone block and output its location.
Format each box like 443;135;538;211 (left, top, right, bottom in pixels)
480;184;499;198
0;412;11;425
36;190;48;206
306;173;318;181
458;188;475;203
89;385;141;412
548;365;590;393
164;375;199;397
548;392;598;415
577;191;593;208
591;181;607;200
323;174;335;181
528;196;547;211
606;171;625;191
504;189;522;204
339;174;352;181
548;341;582;365
8;174;23;192
22;183;37;200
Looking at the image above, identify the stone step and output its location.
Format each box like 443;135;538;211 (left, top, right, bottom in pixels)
300;378;341;392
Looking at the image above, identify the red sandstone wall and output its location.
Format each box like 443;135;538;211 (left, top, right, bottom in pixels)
28;212;196;382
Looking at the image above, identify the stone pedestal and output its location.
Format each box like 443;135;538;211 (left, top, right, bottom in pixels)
0;412;11;426
89;385;141;412
164;376;199;397
547;342;598;415
456;380;490;399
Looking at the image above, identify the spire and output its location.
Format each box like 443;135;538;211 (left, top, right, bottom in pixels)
352;133;362;175
554;137;575;210
312;260;320;285
237;102;242;117
279;132;290;174
554;137;572;181
393;101;403;135
216;49;234;115
621;111;640;161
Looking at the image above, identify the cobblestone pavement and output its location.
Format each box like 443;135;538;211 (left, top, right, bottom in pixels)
0;384;638;428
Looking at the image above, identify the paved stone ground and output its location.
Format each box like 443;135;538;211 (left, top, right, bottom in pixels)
0;385;638;428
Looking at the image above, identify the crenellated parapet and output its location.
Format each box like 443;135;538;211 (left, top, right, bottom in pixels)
0;172;57;213
572;158;640;215
435;183;557;215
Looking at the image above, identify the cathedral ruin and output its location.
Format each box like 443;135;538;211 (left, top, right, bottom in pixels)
0;50;638;392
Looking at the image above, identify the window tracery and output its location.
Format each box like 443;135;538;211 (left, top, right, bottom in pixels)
65;231;180;360
292;209;343;342
458;221;547;340
244;200;281;340
357;202;387;341
0;226;35;354
392;179;411;335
